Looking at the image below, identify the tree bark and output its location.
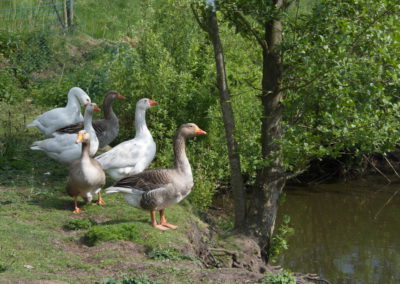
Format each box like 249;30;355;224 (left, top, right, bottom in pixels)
205;9;246;229
67;0;74;27
246;0;286;263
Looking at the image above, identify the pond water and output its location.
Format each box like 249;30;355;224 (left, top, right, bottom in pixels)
276;176;400;284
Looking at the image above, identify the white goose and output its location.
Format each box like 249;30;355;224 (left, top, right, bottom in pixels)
95;98;157;180
30;103;100;164
27;87;91;137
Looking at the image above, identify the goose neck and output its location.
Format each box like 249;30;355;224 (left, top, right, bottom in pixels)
83;111;94;131
66;90;81;111
135;108;150;137
103;97;117;121
81;141;91;159
173;133;191;174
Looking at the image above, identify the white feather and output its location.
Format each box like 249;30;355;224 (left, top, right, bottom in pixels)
27;87;91;137
95;98;156;180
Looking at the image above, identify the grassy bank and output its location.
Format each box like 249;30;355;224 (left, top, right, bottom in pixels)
0;102;302;283
0;103;204;283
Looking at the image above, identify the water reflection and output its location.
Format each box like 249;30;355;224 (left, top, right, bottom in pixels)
276;177;400;284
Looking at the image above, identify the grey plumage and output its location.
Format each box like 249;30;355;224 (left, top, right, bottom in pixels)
106;123;206;213
56;90;125;148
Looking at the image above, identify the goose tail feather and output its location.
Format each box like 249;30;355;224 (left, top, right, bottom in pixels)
105;186;135;194
26;120;38;127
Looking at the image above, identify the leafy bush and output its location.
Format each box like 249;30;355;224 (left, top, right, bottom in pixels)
269;215;294;261
259;270;296;284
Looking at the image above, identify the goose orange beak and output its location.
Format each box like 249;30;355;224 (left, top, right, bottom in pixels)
117;94;126;99
195;127;207;135
93;105;100;112
149;99;158;106
76;132;85;144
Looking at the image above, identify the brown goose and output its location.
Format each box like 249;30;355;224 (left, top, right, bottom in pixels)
106;123;206;230
56;90;126;148
66;130;106;213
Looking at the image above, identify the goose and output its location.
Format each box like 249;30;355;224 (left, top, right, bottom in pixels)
95;98;158;180
67;130;106;213
27;87;91;137
30;103;100;164
55;90;126;148
106;123;206;230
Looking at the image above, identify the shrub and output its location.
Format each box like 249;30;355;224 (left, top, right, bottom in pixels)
259;270;296;284
269;215;294;261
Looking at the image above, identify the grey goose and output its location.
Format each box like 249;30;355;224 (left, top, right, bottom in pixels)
106;123;206;230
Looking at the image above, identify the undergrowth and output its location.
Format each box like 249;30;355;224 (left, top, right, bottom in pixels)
259;270;296;284
100;274;160;284
63;218;97;230
269;215;295;262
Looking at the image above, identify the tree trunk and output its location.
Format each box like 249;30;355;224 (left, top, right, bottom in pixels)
246;0;285;263
205;9;246;229
67;0;74;27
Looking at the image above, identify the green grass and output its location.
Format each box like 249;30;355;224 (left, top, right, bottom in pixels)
74;0;144;40
0;183;202;282
0;0;146;40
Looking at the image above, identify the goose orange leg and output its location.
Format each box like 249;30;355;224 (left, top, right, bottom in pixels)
97;191;106;205
159;210;177;229
150;210;168;230
73;197;82;214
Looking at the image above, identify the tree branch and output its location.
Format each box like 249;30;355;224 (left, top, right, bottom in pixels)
221;8;268;52
190;3;208;33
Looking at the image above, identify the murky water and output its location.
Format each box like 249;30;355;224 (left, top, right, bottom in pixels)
276;177;400;284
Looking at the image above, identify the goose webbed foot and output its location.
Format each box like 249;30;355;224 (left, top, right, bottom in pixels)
150;210;169;230
160;222;177;229
73;208;83;214
153;224;169;231
96;192;106;205
159;209;178;230
73;197;83;214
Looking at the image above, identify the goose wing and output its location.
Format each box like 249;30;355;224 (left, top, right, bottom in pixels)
95;138;152;169
56;120;106;136
113;169;172;193
32;133;77;153
56;122;84;134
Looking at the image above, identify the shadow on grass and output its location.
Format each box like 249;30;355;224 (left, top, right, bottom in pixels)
28;196;72;211
99;218;149;226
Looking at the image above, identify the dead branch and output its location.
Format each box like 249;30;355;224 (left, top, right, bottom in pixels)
209;247;238;256
363;154;391;183
383;155;400;179
374;188;400;219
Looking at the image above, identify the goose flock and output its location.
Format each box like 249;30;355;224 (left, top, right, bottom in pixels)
28;87;206;230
